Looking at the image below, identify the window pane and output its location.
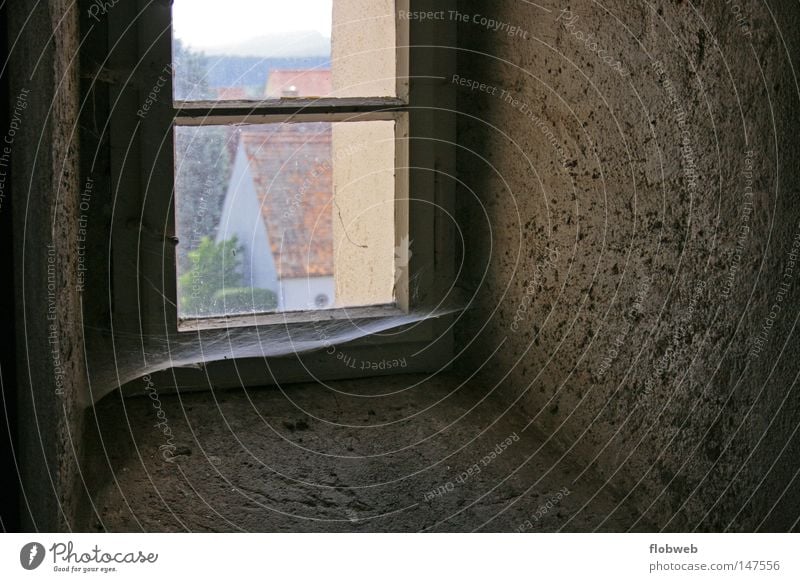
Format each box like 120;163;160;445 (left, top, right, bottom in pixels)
174;120;397;319
172;0;397;101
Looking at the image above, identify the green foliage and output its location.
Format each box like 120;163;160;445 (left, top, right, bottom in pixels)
178;236;278;317
172;38;214;101
174;125;231;271
172;41;277;318
179;236;242;317
213;287;278;312
173;39;231;272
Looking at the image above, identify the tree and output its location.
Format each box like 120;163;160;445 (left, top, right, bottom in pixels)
172;39;232;272
179;236;242;317
172;38;214;101
213;287;278;314
178;236;277;317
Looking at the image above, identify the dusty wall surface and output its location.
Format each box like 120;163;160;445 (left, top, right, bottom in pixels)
10;0;86;530
332;121;396;307
332;0;396;98
331;1;397;306
456;0;800;531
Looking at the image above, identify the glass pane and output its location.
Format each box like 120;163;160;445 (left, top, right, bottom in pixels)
172;0;396;101
174;120;396;319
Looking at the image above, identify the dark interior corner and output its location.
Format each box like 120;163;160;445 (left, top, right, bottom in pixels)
0;0;22;534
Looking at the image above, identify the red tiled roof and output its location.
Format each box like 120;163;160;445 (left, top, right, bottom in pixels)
238;124;333;279
216;87;249;100
265;69;332;98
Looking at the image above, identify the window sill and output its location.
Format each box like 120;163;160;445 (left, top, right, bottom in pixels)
176;303;404;332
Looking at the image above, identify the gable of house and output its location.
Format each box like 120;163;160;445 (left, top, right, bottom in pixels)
237;124;334;282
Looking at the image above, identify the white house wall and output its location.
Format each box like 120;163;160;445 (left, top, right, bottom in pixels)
216;146;279;295
280;276;335;312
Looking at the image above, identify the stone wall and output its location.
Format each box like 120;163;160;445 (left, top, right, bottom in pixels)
456;0;800;531
10;0;86;531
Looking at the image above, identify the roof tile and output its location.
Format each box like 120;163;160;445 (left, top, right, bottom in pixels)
238;124;334;279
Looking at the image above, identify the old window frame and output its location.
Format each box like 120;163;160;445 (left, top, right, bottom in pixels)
107;0;458;391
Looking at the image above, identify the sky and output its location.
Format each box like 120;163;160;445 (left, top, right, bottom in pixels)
172;0;332;49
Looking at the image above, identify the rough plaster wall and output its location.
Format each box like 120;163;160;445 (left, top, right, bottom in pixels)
11;0;86;530
332;121;396;307
331;0;396;98
331;0;397;306
456;0;800;530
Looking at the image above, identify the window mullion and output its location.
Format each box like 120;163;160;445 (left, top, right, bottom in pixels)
173;98;407;126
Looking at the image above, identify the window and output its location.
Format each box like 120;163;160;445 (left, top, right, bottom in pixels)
108;0;457;388
171;0;405;321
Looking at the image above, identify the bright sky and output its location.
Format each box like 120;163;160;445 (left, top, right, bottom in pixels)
173;0;332;48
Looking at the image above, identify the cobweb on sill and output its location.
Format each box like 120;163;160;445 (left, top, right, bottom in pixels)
82;303;462;407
